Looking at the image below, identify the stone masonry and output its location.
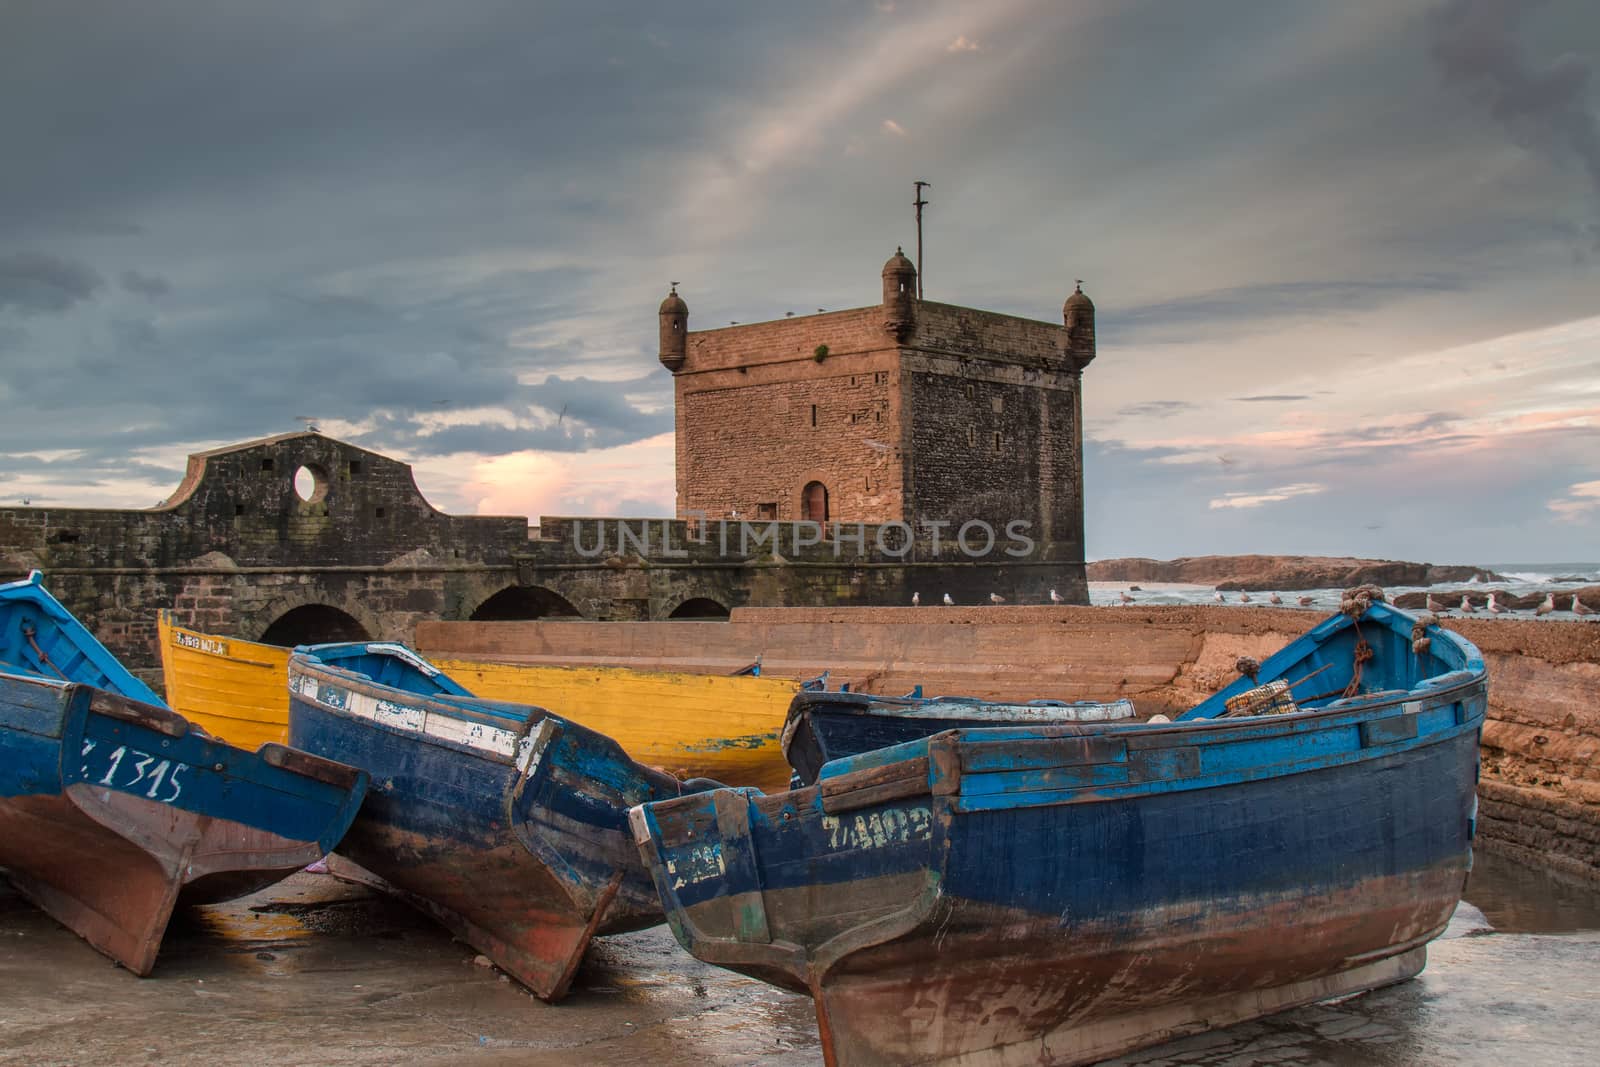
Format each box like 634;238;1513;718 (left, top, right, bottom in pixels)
660;251;1096;566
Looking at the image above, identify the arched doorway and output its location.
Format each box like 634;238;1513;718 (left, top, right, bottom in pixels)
667;597;730;620
470;585;583;621
801;481;829;522
259;604;370;646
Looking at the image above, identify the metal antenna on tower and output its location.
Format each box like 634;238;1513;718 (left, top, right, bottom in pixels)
913;181;931;300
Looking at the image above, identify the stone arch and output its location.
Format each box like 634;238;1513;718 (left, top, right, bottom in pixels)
258;603;371;646
666;596;730;620
470;585;582;621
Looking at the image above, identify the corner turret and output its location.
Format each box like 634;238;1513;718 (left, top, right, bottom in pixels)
659;285;688;372
1063;282;1095;368
881;248;917;340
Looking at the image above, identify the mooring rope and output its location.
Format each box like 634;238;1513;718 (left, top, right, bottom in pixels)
21;623;69;680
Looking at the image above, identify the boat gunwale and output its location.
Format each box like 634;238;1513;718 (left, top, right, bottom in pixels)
287;655;541;767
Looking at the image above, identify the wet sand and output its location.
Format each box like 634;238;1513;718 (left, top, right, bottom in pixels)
2;849;1597;1066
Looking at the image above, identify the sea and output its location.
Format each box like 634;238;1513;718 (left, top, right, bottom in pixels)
1087;561;1600;615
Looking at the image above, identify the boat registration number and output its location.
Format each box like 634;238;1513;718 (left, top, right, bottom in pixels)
79;740;188;804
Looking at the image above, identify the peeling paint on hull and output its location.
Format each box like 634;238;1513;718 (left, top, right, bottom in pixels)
636;605;1488;1064
0;677;368;976
288;647;714;1001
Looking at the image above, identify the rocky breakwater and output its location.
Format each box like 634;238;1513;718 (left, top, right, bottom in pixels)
1089;555;1502;592
1393;586;1600;613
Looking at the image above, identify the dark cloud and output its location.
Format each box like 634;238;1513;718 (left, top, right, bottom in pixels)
0;251;104;315
1431;0;1600;233
1108;277;1465;339
1115;400;1195;418
119;269;171;297
1233;395;1310;403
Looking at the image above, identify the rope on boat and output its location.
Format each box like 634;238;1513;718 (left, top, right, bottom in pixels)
1337;584;1385;699
21;623;69;680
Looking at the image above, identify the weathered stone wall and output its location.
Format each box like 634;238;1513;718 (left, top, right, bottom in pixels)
418;605;1600;881
1;436;1091;685
0;433;529;685
673;310;902;524
665;280;1090;580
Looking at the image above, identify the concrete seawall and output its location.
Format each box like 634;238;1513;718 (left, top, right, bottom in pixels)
417;605;1600;882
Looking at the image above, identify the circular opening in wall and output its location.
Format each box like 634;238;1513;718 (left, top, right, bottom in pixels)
293;464;330;504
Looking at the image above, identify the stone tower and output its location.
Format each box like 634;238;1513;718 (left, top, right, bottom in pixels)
660;255;1094;561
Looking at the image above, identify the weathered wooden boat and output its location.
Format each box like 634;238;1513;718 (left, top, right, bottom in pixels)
632;598;1486;1065
0;573;368;975
782;691;1137;786
163;611;814;790
286;640;720;1000
157;610;290;751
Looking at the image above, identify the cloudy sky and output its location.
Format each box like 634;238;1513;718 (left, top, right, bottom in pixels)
2;0;1598;564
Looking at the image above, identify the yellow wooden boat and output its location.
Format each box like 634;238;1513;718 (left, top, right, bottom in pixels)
157;613;802;791
158;611;291;751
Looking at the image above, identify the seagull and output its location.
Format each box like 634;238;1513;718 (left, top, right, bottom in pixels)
1213;591;1226;603
1460;595;1478;614
911;591;920;607
1535;592;1555;617
1574;595;1595;617
1049;588;1064;604
1239;592;1252;603
943;593;954;606
1297;596;1314;607
1119;591;1135;604
1268;593;1282;605
1487;591;1505;615
1426;593;1446;613
990;592;1005;605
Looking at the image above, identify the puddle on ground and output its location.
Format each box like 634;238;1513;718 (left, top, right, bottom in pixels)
1463;846;1600;934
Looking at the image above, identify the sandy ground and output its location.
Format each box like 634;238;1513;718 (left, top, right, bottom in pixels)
3;864;1599;1067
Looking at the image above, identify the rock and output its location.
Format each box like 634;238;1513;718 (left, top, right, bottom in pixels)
1087;555;1505;592
473;954;493;968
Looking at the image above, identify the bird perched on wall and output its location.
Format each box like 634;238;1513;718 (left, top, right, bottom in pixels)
1119;591;1135;604
911;591;920;606
1297;596;1314;607
990;592;1005;604
1460;595;1478;613
1049;588;1063;604
1488;591;1505;615
943;593;954;606
1268;593;1282;605
1426;593;1445;613
1535;592;1555;616
1574;596;1595;617
1239;592;1252;603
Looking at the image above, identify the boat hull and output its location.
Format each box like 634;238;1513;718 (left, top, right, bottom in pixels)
288;656;696;1000
0;678;367;974
157;611;290;750
636;659;1485;1064
433;658;802;791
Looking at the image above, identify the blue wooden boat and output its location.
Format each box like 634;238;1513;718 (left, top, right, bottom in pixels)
286;640;719;1001
631;597;1486;1065
782;691;1137;786
0;572;368;975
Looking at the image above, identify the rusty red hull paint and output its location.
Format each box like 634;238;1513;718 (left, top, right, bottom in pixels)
0;784;330;975
322;823;640;1000
635;604;1488;1064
